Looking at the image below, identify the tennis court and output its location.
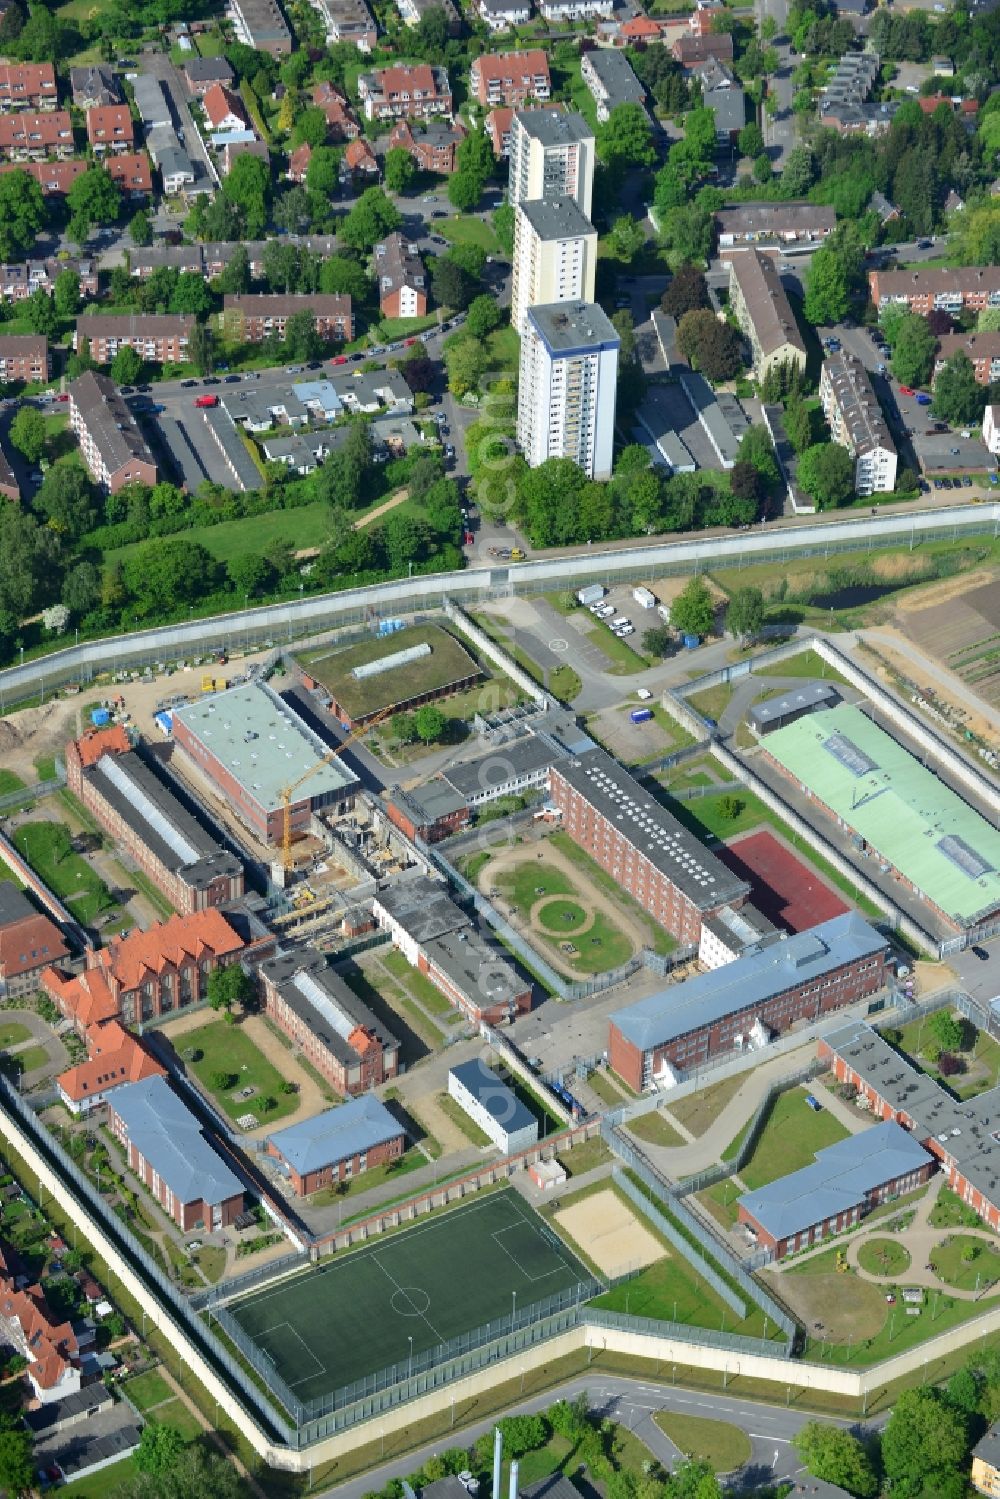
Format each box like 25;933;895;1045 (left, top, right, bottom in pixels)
228;1192;591;1407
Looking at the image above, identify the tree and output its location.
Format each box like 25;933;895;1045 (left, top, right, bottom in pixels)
798;442;855;508
129;209;152;247
384;146;416;195
677;308;742;381
228;554;271;598
0;167;45;262
729;461;761;506
597;102;656;170
671;576;715;637
752;153;773;183
62;560;101;618
207;965;253;1012
496;1414;549;1457
273;185;311;236
493;200;514;256
221;152;271;238
803;245;851;326
36;463;97;538
612;308;645;416
643;624;673;656
432;257;477;312
170;272;213;316
447;170;483;212
111;346;143;386
607;214;645;264
890;312;936;389
661;264;709;319
0;1426;34;1497
291;106;328;149
932;352;987;425
781;144;816;196
67;165;120;229
465;295;503;340
727;586;765;643
24;287;56;336
284;308;323;362
658;203;713;270
53;269;81;317
340;186;402;252
929;1009;964;1054
9;405;45;463
188;322;216;376
306;145;340;198
793;1423;876;1498
121;539;220;613
413;704;447;743
881;1388;968;1499
738;121;764;158
135;1423;186;1476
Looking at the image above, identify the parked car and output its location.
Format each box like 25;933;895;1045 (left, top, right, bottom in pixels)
972;945;990;960
805;1095;823;1112
963;476;973;486
899;384;915;396
203;376;220;385
615;625;635;637
224;374;241;383
915;392;932;405
331;355;348;365
181;378;197;387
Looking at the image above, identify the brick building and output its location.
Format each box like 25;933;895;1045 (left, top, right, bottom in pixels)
0;158;85;193
42;908;246;1033
86;104;134;153
183;57;236;96
869;266;1000;316
547;747;750;945
372;876;531;1025
934;331;1000;386
105;152;153;197
266;1096;404;1195
737;1119;933;1259
820;1021;1000;1232
56;1020;165;1116
0;438;18;500
66;726;244;915
0;63;58;110
383;779;468;843
108;1075;244;1232
313;81;361;139
0;258;97;301
68;370;158;493
171;681;358;846
609;912;888;1092
260;950;400;1094
222;294;353;343
470;50;550;108
357;64;452;122
75;313;194;365
386;118;465;172
0;882;68;1000
0;334;47;383
0;110;74;159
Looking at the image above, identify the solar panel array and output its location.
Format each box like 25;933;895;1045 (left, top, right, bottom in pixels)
822;732;878;779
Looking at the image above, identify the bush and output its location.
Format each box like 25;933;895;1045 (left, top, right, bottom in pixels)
937;1051;965;1077
212;1071;237;1091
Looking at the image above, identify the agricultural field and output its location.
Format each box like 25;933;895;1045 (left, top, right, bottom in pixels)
902;579;1000;707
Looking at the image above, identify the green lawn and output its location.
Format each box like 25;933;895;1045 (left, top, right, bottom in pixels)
11;821;123;927
929;1235;1000;1292
103;500;335;571
739;1087;851;1191
0;770;25;795
307;1146;427;1206
148;1397;203;1442
550;664;583;702
669;1072;746;1139
436;1090;493;1147
890;1012;1000;1101
858;1237;912;1278
8;1044;50;1074
380;949;455;1017
626;1110;685;1148
929;1185;986;1231
556;1135;611;1177
56;1455;141;1498
582;620;650;673
697;1178;741;1229
176;1018;299;1126
654;1413;751;1473
686;683;733;723
438;216;502;254
124;1370;173;1411
377;312;441;340
34;756;57;782
588;1068;634;1107
0;1022;32;1048
547;830;677;957
751;648;850;685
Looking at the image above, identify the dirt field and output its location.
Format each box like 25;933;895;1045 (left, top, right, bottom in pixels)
553;1188;666;1278
718;830;850;934
900;579;1000;708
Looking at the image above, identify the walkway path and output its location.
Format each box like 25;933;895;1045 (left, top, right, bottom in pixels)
843;1174;1000;1300
861;627;1000;737
157;1363;267;1499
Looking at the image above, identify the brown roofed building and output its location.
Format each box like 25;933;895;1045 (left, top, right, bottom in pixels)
357;63;452;122
728;248;806;379
229;0;292;53
470;50;550;108
0;63;58;110
0;882;68;1000
0;158;85;193
343;136;378;177
223;293;353;342
104;151;152;197
620;13;664;41
0;256;98;300
374;231;427;318
486;106;514;156
934;330;1000;386
76;312;193;365
672;31;733;65
715;201;836;248
288;142;311;181
0;439;18;501
869;266;1000;315
56;1020;166;1115
201;83;251;132
387;117;465;173
68;370;158;494
222;138;270;175
313;81;361;139
0;1276;79;1404
86;104;134;153
0;110;73;159
0;334;48;382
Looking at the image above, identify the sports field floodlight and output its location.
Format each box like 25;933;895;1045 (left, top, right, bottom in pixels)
493;1427;503;1498
509;1460;519;1499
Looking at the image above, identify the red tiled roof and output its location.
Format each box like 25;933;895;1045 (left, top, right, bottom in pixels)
202;83;250;129
86;104;133;143
42;965;119;1029
73;724;130;769
288;142;311;179
621;14;663;36
345;138;377;169
0;913;68;979
104;151;152;192
100;909;244;992
56;1020;165;1103
0;111;73;150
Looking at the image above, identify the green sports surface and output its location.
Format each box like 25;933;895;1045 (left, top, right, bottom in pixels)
228;1192;591;1407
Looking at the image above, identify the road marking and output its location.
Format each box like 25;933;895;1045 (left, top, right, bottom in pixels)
548;637;569;654
751;1435;790;1443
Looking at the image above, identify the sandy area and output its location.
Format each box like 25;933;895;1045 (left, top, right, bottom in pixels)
554;1187;665;1279
893;568;997;615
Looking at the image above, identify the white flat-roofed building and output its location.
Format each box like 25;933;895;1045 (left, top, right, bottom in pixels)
517;300;619;480
508;108;594;219
448;1058;539;1154
819;351;897;496
511;194;597;336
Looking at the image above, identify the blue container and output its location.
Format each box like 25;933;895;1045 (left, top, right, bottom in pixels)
630;708;654;723
683;634;700;649
91;707;111;726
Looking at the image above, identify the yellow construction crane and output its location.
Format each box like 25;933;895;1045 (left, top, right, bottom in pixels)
280;705;395;872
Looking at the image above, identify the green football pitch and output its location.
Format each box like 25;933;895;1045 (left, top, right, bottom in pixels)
228;1192;591;1408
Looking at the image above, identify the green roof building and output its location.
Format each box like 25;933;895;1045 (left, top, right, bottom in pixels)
761;705;1000;932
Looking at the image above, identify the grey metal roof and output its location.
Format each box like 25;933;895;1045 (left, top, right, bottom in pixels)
443;734;556;799
68;371;157;479
424;926;528;1012
553;746;749;910
822;351;896;460
527;301;619;355
375;876;469;945
520;195;596;243
611;912;887;1051
704;85;745;133
972;1422;1000;1474
0;881;37;930
110;1076;244;1206
449;1058;536;1134
267;1095;402;1174
584;48;645;109
677;369;747;467
737;1119;931;1242
259;950;399;1067
702;901;776;951
388;778;468;825
513;108;593;147
132;74;171;127
748;681;841;729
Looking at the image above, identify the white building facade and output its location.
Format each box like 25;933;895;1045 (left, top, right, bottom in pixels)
511;196;597;336
508;108;594;219
517;301;619;480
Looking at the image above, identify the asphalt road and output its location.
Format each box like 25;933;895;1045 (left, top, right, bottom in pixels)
315;1372;881;1499
760;0;795;167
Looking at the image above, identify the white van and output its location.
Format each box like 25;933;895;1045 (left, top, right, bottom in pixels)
657;604;671;623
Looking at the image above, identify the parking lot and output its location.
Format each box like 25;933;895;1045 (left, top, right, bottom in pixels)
584;583;669;653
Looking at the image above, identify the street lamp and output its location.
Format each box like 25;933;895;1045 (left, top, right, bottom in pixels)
512;1289;517;1333
407;1334;413;1380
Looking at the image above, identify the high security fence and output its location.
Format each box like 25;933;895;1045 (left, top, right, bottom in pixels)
677;1061;823;1198
190;1251;309;1313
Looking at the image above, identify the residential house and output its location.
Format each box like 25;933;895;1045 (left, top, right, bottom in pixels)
0;882;68;1000
201;82;251;133
374;232;427;318
288;142;312;182
68;371;159;494
819;351;897;495
395;0;460;29
580;48;646;123
0;63;58;111
75;313;193;364
486;106;514;156
620;13;665;43
869;189;899;225
934;331;1000;386
470;50;550;109
313;80;361;139
538;0;612;20
227;0;293;54
387;117;465;173
0;1275;80;1404
86;104;134;154
715;201;836;248
689;2;724;34
478;0;531;30
105;152;152;197
342;136;378;178
222;138;269;175
0;334;48;382
0;159;85;193
728;249;807;379
357;64;452;122
222;293;354;342
0;110;74;160
108;1076;245;1231
70;64;122;109
869;266;1000;315
672;31;733;65
311;0;378;47
183;56;237;95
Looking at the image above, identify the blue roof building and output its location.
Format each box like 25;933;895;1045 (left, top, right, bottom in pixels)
109;1076;244;1232
737;1119;933;1257
448;1058;538;1154
266;1096;405;1194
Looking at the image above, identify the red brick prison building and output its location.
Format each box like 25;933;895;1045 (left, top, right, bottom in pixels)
372;875;531;1024
0;334;48;382
609;912;888;1092
66;725;244;915
0;881;68;1001
42;908;246;1032
55;1019;165;1116
737;1119;934;1259
170;681;358;847
383;779;469;844
260;950;400;1094
266;1096;404;1196
820;1021;1000;1231
108;1075;244;1232
547;747;750;945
